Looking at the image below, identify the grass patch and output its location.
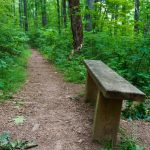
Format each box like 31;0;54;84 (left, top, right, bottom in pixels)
0;48;31;101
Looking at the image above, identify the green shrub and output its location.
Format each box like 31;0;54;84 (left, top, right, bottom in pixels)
122;100;150;121
0;25;30;101
100;129;145;150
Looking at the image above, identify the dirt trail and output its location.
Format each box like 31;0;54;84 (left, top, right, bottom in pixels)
0;49;149;150
0;49;100;150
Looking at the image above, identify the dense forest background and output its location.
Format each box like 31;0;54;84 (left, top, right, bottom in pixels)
0;0;150;120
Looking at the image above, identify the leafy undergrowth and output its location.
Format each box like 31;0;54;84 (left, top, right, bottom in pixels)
0;26;31;102
0;49;30;101
100;129;145;150
122;101;150;121
29;28;150;121
0;132;37;150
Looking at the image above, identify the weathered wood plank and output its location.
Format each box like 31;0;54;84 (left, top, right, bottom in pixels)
93;92;123;144
84;60;145;101
85;71;98;104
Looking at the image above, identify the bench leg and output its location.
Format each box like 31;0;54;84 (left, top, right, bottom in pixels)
85;71;98;104
93;92;123;145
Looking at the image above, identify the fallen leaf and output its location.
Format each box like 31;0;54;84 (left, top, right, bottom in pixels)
13;116;26;125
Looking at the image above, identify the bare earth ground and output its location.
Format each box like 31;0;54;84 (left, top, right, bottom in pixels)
0;49;149;150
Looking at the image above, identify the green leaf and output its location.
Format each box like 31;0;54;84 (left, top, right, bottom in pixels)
0;132;10;146
13;116;26;125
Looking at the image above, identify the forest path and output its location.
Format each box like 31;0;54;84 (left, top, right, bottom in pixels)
0;49;149;150
0;49;100;150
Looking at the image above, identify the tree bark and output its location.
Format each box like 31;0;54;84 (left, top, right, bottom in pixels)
62;0;67;28
122;5;127;35
134;0;140;33
41;0;47;27
12;0;16;18
68;0;83;51
143;0;149;36
85;0;94;31
57;0;61;33
34;0;38;27
93;0;101;32
23;0;28;31
19;0;23;28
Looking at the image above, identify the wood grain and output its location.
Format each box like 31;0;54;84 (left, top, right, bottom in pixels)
84;60;145;101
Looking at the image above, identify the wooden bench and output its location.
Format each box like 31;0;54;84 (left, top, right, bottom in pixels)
84;60;145;145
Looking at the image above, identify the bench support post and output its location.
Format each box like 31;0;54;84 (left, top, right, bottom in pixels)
93;92;123;145
85;71;98;104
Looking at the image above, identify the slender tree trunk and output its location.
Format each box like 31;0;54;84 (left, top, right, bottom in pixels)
19;0;22;27
34;0;38;27
23;0;28;31
134;0;140;33
41;0;47;27
57;0;61;33
12;0;16;17
143;0;149;36
62;0;67;28
12;0;17;24
122;5;127;35
144;14;150;37
68;0;83;51
93;0;102;32
114;5;119;35
85;0;94;31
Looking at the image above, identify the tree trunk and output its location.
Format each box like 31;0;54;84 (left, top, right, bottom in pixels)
23;0;28;31
144;15;150;37
134;0;140;33
57;0;61;33
143;0;149;36
85;0;94;31
12;0;16;17
34;0;38;27
93;0;101;32
68;0;83;51
62;0;67;28
19;0;22;27
114;5;119;35
122;5;127;35
41;0;47;27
